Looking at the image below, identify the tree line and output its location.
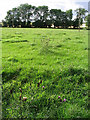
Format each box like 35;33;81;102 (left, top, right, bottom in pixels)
2;3;88;28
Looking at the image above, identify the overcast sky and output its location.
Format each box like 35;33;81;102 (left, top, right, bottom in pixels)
0;0;89;22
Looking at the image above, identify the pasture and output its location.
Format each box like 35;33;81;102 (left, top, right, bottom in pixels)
2;28;88;118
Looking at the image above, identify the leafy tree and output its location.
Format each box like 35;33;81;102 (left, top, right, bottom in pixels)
61;11;69;28
66;9;73;27
2;20;7;27
49;9;61;26
4;3;36;28
32;20;44;28
5;10;13;27
33;6;49;27
50;9;69;28
85;14;90;29
18;4;36;27
45;20;52;28
75;8;88;30
72;18;79;29
37;6;49;22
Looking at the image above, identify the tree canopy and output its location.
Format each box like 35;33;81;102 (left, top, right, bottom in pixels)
2;3;88;28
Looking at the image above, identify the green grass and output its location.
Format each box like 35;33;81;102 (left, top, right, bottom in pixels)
2;28;89;118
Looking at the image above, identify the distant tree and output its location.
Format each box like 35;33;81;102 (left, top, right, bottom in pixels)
50;9;59;26
32;20;44;28
66;9;73;27
61;11;69;28
5;8;21;27
33;6;49;27
0;23;2;27
45;20;52;28
72;18;79;29
50;9;62;28
85;14;90;29
5;10;13;27
75;8;88;30
18;4;36;27
4;3;36;28
2;20;7;27
50;9;71;28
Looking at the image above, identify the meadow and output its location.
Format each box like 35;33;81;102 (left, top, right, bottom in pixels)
2;28;89;118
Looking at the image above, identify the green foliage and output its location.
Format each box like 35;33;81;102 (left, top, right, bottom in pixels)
85;14;90;29
2;3;87;28
2;28;88;118
75;8;88;29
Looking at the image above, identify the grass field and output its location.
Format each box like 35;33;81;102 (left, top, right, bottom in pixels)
2;28;89;118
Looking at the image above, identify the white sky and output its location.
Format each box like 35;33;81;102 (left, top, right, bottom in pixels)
0;0;89;22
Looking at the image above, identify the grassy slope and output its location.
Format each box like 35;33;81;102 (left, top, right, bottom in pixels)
2;28;89;118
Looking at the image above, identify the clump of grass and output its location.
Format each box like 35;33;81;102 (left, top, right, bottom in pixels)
56;44;62;47
84;47;89;50
66;37;71;40
40;36;51;53
76;36;80;39
77;41;83;43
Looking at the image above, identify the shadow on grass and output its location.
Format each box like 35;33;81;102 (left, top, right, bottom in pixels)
30;43;36;46
39;48;64;56
61;67;89;84
3;40;28;43
66;37;71;40
2;68;22;83
56;44;63;47
2;66;89;118
77;41;84;43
